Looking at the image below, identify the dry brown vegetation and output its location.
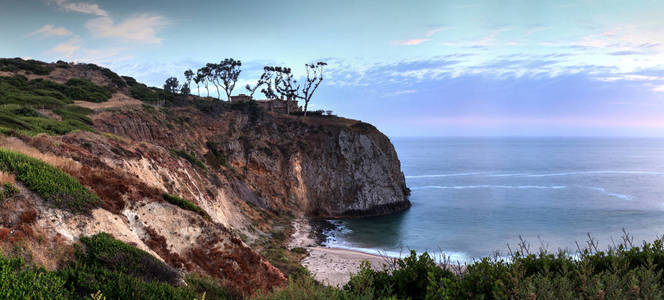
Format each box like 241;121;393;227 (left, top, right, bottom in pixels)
0;171;14;184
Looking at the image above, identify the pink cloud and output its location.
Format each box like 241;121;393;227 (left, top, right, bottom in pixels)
391;27;445;46
391;38;431;46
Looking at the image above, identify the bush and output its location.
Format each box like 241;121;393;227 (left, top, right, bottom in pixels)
65;78;114;102
163;193;211;220
0;77;96;135
130;84;166;103
289;110;335;117
0;232;227;300
0;255;71;299
2;182;19;198
0;149;100;213
339;237;664;299
0;57;53;75
84;63;126;88
170;149;206;169
75;233;181;285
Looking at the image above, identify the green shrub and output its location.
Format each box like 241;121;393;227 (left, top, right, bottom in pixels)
65;78;114;102
0;149;100;212
0;255;71;299
0;57;53;75
253;275;362;300
130;84;162;102
2;182;19;198
170;149;206;169
0;77;95;135
163;193;210;220
84;63;126;88
185;274;230;300
75;233;181;285
54;106;94;126
0;233;226;300
339;237;664;299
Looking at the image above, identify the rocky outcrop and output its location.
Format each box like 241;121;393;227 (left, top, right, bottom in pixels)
93;104;410;218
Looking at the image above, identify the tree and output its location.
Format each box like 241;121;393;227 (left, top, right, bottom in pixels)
274;67;299;114
184;69;194;94
246;66;272;98
193;73;201;96
180;83;191;95
299;62;327;115
163;77;179;94
260;66;279;101
196;67;210;97
217;58;242;101
206;63;222;99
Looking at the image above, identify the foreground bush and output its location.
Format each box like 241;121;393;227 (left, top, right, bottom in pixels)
341;237;664;299
0;233;228;300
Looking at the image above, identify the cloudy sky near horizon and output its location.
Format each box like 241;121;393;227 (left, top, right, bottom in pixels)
2;0;664;136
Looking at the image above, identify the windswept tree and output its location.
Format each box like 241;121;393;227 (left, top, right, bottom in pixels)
180;83;191;95
205;63;222;99
217;58;242;101
246;67;272;98
274;67;299;114
163;77;179;94
184;69;194;93
299;62;327;115
196;67;210;97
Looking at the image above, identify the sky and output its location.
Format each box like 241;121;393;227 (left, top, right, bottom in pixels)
2;0;664;136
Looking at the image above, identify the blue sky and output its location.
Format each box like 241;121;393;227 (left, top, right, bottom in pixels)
2;0;664;136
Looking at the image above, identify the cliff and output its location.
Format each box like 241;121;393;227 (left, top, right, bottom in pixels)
0;58;409;295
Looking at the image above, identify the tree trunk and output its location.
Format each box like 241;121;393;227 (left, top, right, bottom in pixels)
303;100;309;116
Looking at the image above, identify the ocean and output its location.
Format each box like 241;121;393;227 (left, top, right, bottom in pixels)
323;137;664;262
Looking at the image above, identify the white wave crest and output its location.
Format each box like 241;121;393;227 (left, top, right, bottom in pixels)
410;185;567;190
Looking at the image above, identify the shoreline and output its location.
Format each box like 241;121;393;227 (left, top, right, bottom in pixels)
289;218;392;287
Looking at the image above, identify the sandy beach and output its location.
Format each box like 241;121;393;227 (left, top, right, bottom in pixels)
288;219;392;287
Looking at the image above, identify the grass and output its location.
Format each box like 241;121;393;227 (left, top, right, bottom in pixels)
64;78;114;102
0;76;113;107
0;255;70;299
170;149;207;169
253;222;309;279
163;193;211;220
0;75;98;135
0;233;230;299
0;148;100;213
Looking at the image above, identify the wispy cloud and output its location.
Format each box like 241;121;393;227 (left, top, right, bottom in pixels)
27;24;72;37
50;36;81;57
391;38;431;46
391;27;445;46
51;0;108;17
86;14;168;44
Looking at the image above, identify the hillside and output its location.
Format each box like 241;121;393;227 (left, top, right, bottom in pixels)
0;58;410;297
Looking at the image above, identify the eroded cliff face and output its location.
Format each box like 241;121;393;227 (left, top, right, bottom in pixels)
93;104;410;217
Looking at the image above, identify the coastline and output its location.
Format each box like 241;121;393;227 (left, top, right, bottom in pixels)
289;218;392;287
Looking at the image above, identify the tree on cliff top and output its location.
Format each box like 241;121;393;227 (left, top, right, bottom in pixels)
184;69;194;92
196;67;210;97
299;62;327;116
246;66;272;98
216;58;242;101
163;77;179;94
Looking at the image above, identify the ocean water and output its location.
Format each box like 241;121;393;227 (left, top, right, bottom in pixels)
324;137;664;262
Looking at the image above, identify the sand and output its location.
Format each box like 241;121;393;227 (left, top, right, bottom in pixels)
289;219;393;287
